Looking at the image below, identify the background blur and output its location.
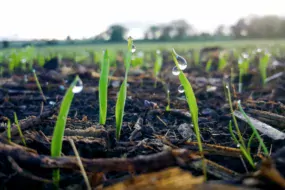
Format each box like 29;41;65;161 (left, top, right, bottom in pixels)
1;0;284;48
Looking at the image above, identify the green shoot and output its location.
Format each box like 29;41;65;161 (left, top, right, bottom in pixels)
238;55;250;93
229;120;255;168
7;119;11;143
259;53;270;86
171;48;206;179
218;53;227;71
33;69;46;102
14;112;26;146
99;50;110;125
237;101;269;156
153;50;163;87
51;75;81;185
115;37;133;140
225;85;246;148
193;50;199;66
247;132;255;153
205;58;212;72
166;88;170;111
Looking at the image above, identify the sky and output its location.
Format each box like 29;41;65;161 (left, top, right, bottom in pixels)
0;0;284;40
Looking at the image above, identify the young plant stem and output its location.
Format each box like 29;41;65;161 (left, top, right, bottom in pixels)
33;69;46;102
226;85;246;148
14;112;26;146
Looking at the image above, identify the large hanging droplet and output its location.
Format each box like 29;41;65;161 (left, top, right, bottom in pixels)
172;66;180;75
178;85;184;93
241;52;249;59
72;79;83;93
131;44;136;53
173;49;187;70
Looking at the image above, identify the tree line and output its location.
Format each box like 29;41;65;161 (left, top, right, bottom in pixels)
96;15;285;42
2;14;285;48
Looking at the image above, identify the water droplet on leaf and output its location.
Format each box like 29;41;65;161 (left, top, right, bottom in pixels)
49;101;56;105
178;85;184;93
59;85;65;90
131;44;136;53
72;79;83;93
173;49;187;70
112;80;121;88
24;75;28;83
172;66;180;75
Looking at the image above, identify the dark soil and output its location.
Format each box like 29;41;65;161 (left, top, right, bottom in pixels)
0;52;285;190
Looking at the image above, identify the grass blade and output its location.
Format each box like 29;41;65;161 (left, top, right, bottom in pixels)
14;112;26;146
171;48;206;179
68;139;91;190
205;58;212;72
237;101;269;156
33;69;46;102
99;50;110;125
7;119;11;143
225;85;246;148
51;75;81;185
115;37;133;140
229;120;255;168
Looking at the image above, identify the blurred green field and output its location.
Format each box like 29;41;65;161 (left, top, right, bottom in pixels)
35;39;285;52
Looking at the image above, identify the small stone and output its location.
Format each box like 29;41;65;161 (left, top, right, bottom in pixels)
177;123;196;140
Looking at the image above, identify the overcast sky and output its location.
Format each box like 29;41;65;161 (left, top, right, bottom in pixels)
0;0;284;40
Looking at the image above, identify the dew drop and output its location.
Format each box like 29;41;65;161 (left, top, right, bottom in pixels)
237;100;241;104
24;75;28;83
156;50;161;54
177;56;187;70
241;53;249;59
237;144;240;148
49;101;56;106
59;85;65;91
178;85;184;93
112;80;121;88
172;66;180;75
173;49;187;70
131;44;136;53
72;79;83;93
21;58;27;63
225;85;229;89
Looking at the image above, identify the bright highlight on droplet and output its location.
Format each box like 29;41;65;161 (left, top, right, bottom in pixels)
172;66;180;75
72;79;83;93
131;44;136;53
178;85;184;93
173;48;187;70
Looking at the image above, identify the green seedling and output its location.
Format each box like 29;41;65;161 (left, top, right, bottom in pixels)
193;50;199;66
205;58;212;72
115;37;133;140
14;112;26;146
237;101;269;156
238;54;250;93
171;48;206;179
33;69;46;102
51;75;81;185
7;119;11;143
166;88;170;111
225;85;246;148
99;50;110;125
259;53;270;86
229;120;255;168
153;50;163;87
218;53;227;71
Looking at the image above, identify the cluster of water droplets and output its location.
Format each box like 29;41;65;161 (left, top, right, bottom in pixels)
72;78;83;93
171;49;188;93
